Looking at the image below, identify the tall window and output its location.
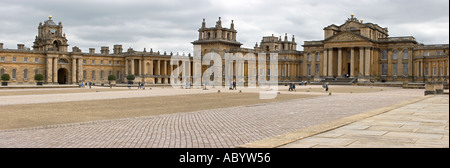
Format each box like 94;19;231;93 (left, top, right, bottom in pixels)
12;69;17;79
381;63;388;76
35;58;39;63
83;70;86;80
24;57;28;63
100;60;104;65
392;50;398;60
23;69;28;80
316;53;320;62
91;70;95;80
424;67;429;76
381;50;388;60
91;60;95;65
35;69;39;76
403;63;408;76
307;53;311;62
100;70;104;80
424;52;430;57
1;68;5;75
393;63;397;76
315;64;320;75
117;71;120;80
403;50;408;59
0;57;4;62
13;57;16;62
307;64;311;76
433;67;437;76
440;67;444;76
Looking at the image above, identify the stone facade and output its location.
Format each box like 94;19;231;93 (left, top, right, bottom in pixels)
0;15;448;85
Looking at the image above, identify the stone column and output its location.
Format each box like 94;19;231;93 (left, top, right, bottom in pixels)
164;60;168;83
53;57;58;83
138;59;142;76
365;47;371;76
143;59;147;75
78;58;83;82
359;48;364;77
46;57;53;83
72;58;77;83
149;60;154;75
350;47;355;77
157;60;161;75
337;48;343;77
328;49;333;77
125;59;129;76
130;59;135;75
323;49;328;76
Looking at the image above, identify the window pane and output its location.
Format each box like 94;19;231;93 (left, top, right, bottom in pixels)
403;63;408;76
381;50;387;60
403;50;408;59
381;63;388;75
392;50;397;60
393;63;397;76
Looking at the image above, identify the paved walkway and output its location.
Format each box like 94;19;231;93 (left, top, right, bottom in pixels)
275;95;448;148
0;87;446;148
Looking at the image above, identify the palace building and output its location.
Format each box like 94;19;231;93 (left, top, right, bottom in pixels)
0;14;448;86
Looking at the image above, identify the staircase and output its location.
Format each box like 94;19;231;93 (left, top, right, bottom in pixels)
320;77;357;85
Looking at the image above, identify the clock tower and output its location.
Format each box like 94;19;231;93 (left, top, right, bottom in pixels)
33;15;69;52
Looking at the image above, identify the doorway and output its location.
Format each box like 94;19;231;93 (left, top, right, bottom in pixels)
58;68;68;84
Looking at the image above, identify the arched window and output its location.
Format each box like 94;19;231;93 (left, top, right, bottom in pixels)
403;50;408;59
393;50;398;60
53;41;60;51
58;59;68;64
381;50;388;60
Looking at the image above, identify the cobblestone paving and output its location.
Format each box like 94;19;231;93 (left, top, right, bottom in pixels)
0;88;424;148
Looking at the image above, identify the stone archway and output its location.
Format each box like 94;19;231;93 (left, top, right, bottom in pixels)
57;68;68;84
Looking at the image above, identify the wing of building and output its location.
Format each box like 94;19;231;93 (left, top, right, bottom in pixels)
0;15;448;86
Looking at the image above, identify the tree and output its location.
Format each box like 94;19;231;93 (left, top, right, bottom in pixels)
34;74;44;81
1;74;10;81
126;74;135;81
108;74;117;81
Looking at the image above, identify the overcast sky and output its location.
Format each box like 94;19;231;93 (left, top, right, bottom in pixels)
0;0;448;54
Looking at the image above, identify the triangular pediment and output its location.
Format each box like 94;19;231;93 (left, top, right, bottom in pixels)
325;31;370;43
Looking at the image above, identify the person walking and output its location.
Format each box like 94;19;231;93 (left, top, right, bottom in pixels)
232;80;237;90
324;82;329;92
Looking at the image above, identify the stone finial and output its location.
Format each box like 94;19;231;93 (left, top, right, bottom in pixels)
230;20;235;30
48;15;53;20
202;18;206;28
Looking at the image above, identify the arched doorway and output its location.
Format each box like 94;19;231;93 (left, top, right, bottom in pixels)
58;68;68;84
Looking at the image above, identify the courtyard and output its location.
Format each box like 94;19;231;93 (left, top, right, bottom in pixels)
0;85;448;148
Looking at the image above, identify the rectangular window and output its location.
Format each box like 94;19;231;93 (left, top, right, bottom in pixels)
13;57;16;62
403;63;408;76
35;69;39;76
101;71;104;80
101;60;104;65
92;70;95;80
424;67;429;76
83;60;86;64
83;70;86;80
24;57;28;62
315;64;320;75
433;67;437;76
424;52;429;57
12;69;17;79
92;60;95;65
117;71;120;80
437;51;441;56
393;63;397;76
440;67;444;76
109;60;112;65
35;58;39;63
1;57;4;62
381;63;388;76
307;53;311;62
23;69;28;80
117;61;120;65
316;53;320;62
381;50;388;60
307;64;311;76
